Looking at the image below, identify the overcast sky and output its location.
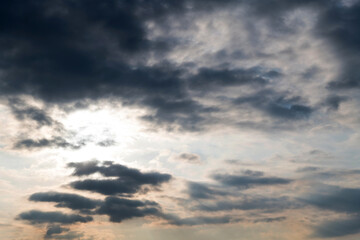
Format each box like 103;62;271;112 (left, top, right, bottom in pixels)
1;0;360;239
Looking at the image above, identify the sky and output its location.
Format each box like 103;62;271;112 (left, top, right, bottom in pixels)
0;0;360;239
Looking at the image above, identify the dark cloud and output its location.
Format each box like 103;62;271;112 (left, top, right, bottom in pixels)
0;0;357;134
69;179;142;196
302;186;360;213
68;160;171;181
68;160;171;195
301;185;360;238
0;0;330;133
18;162;303;234
316;2;360;89
17;210;92;225
29;192;100;211
97;197;160;223
211;171;292;189
313;215;360;238
175;153;201;164
24;192;168;227
67;160;99;176
14;137;86;150
0;0;194;131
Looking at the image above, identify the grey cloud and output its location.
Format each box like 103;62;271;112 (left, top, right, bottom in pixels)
224;159;242;165
96;139;116;147
14;137;86;150
323;95;348;111
193;196;297;212
175;153;201;164
212;172;292;189
162;213;240;226
141;97;218;132
163;213;286;226
7;98;89;151
253;216;287;223
233;90;313;120
239;0;327;37
187;170;295;215
17;210;92;225
266;103;312;120
301;66;321;80
319;169;360;179
8;98;54;127
240;170;264;177
299;168;360;181
47;231;85;240
189;67;269;89
19;162;301;231
45;225;70;239
296;166;321;173
187;182;229;199
186;169;297;222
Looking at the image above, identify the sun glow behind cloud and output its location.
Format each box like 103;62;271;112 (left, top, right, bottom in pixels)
61;107;143;155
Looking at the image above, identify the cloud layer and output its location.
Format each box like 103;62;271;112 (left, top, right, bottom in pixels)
2;0;360;239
